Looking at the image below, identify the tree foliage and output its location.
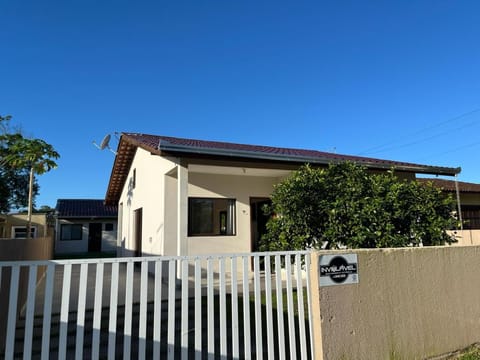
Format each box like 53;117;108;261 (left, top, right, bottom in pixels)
2;133;59;174
0;115;59;213
260;162;458;251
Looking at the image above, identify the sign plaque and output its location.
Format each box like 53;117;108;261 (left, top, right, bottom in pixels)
319;254;359;286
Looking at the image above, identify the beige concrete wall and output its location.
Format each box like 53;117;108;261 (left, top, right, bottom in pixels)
448;229;480;246
119;149;286;257
313;246;480;360
118;147;177;257
448;190;480;246
0;236;54;351
0;236;53;261
187;172;280;256
1;213;49;238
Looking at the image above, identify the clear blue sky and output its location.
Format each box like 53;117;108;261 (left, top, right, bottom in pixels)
2;1;480;209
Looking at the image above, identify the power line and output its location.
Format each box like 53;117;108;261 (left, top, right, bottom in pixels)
417;140;480;162
363;119;480;156
358;107;480;155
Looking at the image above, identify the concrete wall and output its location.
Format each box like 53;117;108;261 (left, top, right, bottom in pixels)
450;191;480;246
0;236;54;350
449;229;480;246
0;236;53;261
312;246;480;360
118;147;177;257
118;148;286;257
187;172;279;256
0;213;49;239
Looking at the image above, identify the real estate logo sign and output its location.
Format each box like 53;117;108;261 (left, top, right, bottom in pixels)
319;254;359;286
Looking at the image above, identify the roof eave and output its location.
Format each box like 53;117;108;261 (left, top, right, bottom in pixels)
104;134;460;205
159;143;462;177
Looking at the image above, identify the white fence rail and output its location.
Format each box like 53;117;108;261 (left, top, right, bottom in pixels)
0;251;313;359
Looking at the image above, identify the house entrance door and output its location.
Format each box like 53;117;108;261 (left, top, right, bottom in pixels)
250;198;272;252
134;208;143;257
88;223;102;252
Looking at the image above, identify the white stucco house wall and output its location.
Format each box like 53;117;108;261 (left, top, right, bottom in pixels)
54;199;118;255
104;133;461;259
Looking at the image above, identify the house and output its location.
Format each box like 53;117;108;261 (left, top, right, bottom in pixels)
104;133;461;258
54;199;118;255
0;212;52;239
418;178;480;246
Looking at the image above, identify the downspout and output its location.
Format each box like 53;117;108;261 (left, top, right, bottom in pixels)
454;174;464;234
55;211;59;255
176;160;188;280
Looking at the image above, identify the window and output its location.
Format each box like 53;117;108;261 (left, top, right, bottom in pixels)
105;223;114;231
61;224;83;240
462;206;480;229
12;226;37;239
188;198;236;236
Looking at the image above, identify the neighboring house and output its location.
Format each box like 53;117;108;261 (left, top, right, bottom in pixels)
104;133;461;258
418;178;480;246
0;212;51;239
54;199;118;255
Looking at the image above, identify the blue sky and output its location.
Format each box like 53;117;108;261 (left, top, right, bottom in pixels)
2;1;480;208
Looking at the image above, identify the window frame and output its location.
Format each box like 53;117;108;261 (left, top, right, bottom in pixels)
461;205;480;229
188;197;236;237
12;226;37;239
60;223;83;241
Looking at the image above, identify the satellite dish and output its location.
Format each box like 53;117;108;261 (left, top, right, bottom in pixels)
93;133;117;155
99;134;111;150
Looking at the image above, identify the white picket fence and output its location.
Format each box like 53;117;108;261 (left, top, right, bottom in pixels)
0;251;313;359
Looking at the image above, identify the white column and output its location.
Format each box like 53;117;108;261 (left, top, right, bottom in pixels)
177;161;188;257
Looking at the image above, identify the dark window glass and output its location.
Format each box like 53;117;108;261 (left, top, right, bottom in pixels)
61;224;83;240
188;198;236;236
105;223;114;231
13;226;36;239
462;206;480;229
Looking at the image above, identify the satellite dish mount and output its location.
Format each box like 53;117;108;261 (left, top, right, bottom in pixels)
93;134;117;155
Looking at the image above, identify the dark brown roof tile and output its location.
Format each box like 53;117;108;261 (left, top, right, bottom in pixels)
418;178;480;193
56;199;118;218
104;133;461;204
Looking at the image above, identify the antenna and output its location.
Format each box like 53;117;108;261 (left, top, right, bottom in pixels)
93;133;117;155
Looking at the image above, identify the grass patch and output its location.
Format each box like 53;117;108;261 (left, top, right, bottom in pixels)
450;345;480;360
458;348;480;360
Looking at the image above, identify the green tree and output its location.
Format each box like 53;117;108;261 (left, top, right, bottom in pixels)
0;115;59;237
37;205;54;213
0;115;38;212
260;162;457;251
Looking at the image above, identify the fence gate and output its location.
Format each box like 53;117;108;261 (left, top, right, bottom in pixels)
0;251;314;359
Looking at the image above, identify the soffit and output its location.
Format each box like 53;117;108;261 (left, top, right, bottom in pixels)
188;164;291;177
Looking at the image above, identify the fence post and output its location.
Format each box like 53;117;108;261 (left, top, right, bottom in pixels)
309;252;324;360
